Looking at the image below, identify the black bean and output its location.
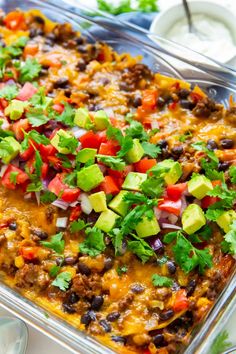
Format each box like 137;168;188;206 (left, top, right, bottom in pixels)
86;212;98;224
75;37;84;45
56;257;65;266
158;139;168;149
206;139;218;151
29;28;43;38
99;319;111;333
167;261;176;275
40;68;49;76
32;229;48;240
45;38;54;46
220;139;234;149
156;97;166;108
111;336;127;344
76;58;87;71
186;279;197;296
178;89;190;99
54;77;69;89
46;33;57;41
91;295;104;311
9;221;17;231
106;311;120;322
161;147;170;159
62;303;76;314
34;16;45;25
67;292;80;304
218;162;230;172
171;282;180;291
81;311;95;326
133;96;142;108
171;146;183;156
77;45;88;54
159;309;174;321
179;99;195;110
104;257;114;272
131;283;145;294
64;88;72;98
78;262;91;276
64;256;77;265
153;333;165;347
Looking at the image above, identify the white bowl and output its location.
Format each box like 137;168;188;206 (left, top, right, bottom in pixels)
150;1;236;64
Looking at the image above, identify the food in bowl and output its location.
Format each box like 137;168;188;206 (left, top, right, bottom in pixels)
0;8;235;354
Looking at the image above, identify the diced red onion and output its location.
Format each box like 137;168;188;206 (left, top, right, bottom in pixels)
35;191;40;205
56;217;68;228
0;165;8;177
168;213;178;224
148;237;164;254
193;198;201;206
180;195;188;216
79;193;92;215
52;199;69;210
161;223;181;230
24;193;32;200
98;164;106;174
154;207;162;220
70;127;87;139
70;201;79;207
1;119;10;131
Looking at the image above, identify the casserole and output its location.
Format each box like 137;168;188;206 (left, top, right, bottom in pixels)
0;1;235;353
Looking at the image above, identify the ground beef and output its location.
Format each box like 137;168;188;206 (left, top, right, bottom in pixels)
45;205;56;224
225;106;236;125
192;98;222;119
71;273;102;299
120;63;153;91
118;293;134;311
15;264;50;291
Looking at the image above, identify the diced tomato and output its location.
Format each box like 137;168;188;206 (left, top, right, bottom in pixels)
190;92;203;103
79;131;102;149
142;89;158;111
1;165;29;190
48;173;80;203
39;144;57;162
4;11;26;30
98;141;120;156
52;103;64;114
20;143;35;161
12;118;31;141
173;289;189;312
48;156;62;170
166;183;187;201
168;101;178;111
158;198;182;216
20;246;39;260
100;175;120;195
69;205;82;222
41;163;49;179
26;155;35;174
134;158;157;173
23;43;39;57
0;98;8;109
201;196;219;209
17;83;37;101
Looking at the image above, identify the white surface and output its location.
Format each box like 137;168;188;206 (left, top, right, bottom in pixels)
0;1;236;353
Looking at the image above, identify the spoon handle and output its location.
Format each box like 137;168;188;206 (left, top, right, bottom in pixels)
182;0;193;33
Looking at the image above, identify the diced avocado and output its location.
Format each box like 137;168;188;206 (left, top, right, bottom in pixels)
4;100;28;120
74;108;94;130
77;148;97;163
135;215;160;238
94;110;109;130
188;174;213;200
77;164;104;192
182;204;206;235
109;190;130;216
95;209;120;233
51;129;73;154
89;191;107;212
1;137;21;164
216;210;236;233
125;139;144;163
156;159;182;185
122;172;147;191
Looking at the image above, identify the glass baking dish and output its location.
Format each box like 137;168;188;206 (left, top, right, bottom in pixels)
0;0;235;353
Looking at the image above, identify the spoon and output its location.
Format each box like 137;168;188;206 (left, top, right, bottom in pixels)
221;346;236;354
182;0;206;39
0;317;28;354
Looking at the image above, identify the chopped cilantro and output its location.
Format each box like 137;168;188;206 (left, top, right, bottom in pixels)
127;234;155;263
79;227;106;257
58;133;78;154
26;180;43;192
222;220;236;255
49;265;61;277
40;190;57;204
152;274;173;287
21;130;50;151
35;150;43;177
141;176;164;198
125;120;148;141
54;102;75;127
70;219;90;233
207;183;236;210
9;171;18;185
229;165;236;184
106;124;133;157
141;141;161;158
52;271;72;291
41;232;65;254
57;154;73;169
63;171;77;187
179;131;192;142
19;58;42;83
0;84;18;100
117;265;128;276
26;107;50;127
96;154;125;171
109;228;124;256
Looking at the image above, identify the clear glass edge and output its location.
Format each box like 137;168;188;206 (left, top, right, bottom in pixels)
0;0;234;353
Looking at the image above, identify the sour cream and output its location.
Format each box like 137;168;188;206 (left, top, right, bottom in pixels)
165;14;236;63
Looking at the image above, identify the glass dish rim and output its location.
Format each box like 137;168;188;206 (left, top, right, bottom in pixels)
0;1;235;353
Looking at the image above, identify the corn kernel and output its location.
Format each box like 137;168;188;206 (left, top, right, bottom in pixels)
15;255;25;268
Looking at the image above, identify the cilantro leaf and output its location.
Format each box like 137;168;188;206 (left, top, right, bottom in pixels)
79;227;105;257
55;102;75;127
10;171;18;185
117;265;128;276
163;231;178;244
106;125;133;158
206;208;224;221
127;235;155;263
26;107;50;127
229;165;236;184
152;274;174;287
125;120;148;141
70;219;90;233
207;183;236;210
122;192;148;205
223;220;236;255
49;265;61;277
179;131;192;142
21;130;50;151
26;180;43;192
58;132;78;154
141;142;161;158
35;150;43;177
191;141;219;163
41;232;65;254
19;58;42;83
141;176;164;198
210;330;232;354
40;190;57;204
109;228;124;256
96;154;125;171
52;271;72;291
0;84;18;100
